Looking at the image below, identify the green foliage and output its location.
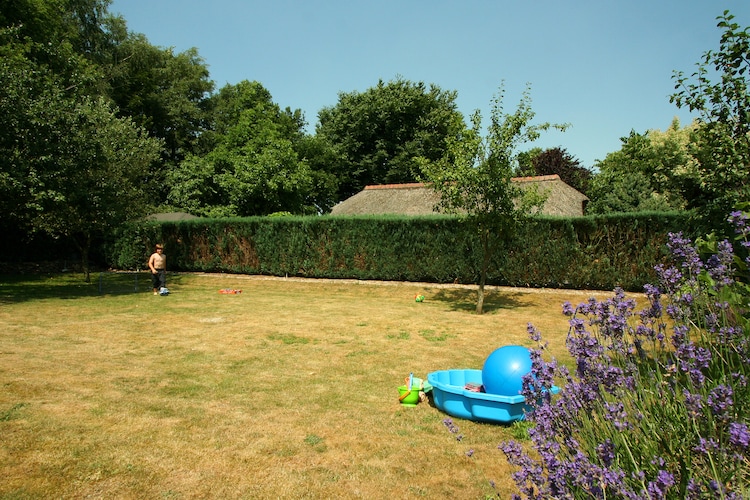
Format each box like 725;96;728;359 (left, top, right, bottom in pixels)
531;147;592;195
587;120;698;214
670;11;750;222
107;212;700;292
419;83;568;313
515;147;543;177
105;221;162;270
504;214;750;497
39;97;162;279
0;20;162;278
106;34;214;175
167;81;313;216
316;77;466;200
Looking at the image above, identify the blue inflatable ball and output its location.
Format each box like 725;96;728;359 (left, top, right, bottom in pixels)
481;345;533;396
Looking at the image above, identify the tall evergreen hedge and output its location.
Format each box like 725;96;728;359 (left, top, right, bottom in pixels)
108;212;703;291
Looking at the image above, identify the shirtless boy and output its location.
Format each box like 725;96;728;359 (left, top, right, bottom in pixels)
148;244;167;295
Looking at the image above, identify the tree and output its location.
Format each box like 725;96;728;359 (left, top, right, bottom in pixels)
0;36;161;278
36;97;163;281
531;147;592;195
419;84;567;314
515;147;542;177
586;119;698;214
670;10;750;222
167;81;313;216
316;77;466;201
105;32;214;201
294;134;341;214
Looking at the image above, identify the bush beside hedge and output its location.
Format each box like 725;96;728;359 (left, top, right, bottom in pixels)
107;211;703;292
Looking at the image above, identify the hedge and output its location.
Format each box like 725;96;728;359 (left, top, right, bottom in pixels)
106;211;704;292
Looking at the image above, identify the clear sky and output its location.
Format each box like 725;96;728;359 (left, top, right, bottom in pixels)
109;1;749;168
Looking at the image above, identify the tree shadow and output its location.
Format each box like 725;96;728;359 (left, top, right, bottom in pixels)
0;272;186;304
431;287;527;313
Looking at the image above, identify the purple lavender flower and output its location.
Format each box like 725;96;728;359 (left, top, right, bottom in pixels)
646;470;675;499
562;301;574;316
707;384;734;421
667;232;703;277
604;402;631;431
683;390;704;417
728;422;749;449
706;240;735;286
693;437;719;455
526;322;542;342
502;213;750;498
728;210;749;235
686;478;703;498
655;263;683;293
443;418;459;434
596;439;615;467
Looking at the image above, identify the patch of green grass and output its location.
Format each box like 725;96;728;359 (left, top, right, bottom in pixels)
419;328;453;342
387;330;410;340
509;420;534;441
304;434;327;452
345;349;378;357
267;333;311;345
0;403;27;421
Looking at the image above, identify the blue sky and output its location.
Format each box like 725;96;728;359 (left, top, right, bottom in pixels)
109;1;749;168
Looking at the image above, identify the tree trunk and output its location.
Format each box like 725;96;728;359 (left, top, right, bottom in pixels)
73;233;92;283
476;228;490;315
476;281;485;315
82;250;90;283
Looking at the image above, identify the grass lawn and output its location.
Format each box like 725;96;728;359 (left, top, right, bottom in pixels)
0;272;615;498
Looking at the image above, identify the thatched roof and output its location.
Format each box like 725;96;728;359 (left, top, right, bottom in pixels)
330;175;588;217
147;212;200;222
514;175;589;217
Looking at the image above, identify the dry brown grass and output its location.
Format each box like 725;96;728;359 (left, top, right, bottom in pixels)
0;273;617;499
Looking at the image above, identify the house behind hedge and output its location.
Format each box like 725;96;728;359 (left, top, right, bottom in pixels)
330;174;588;217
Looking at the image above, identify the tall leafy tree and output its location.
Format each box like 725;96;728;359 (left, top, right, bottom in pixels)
419;84;566;314
35;97;162;281
0;0;109;96
531;147;592;195
1;3;162;278
105;32;213;200
167;81;313;216
587;119;699;214
294;134;341;214
316;77;466;200
515;147;542;177
670;10;750;221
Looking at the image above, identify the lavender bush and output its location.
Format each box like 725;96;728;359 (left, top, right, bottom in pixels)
501;211;750;499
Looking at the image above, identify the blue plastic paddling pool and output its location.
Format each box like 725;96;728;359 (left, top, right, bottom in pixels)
427;369;559;424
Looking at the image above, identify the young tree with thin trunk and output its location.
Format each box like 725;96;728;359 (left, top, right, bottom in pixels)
419;83;567;314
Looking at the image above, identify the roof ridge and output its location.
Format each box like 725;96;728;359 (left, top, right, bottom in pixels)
364;175;561;190
512;174;561;182
364;183;427;190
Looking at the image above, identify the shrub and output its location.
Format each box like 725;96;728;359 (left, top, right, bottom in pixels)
105;212;701;291
501;211;750;498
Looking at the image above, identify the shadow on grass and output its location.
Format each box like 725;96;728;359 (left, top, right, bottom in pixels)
431;287;527;313
0;272;186;303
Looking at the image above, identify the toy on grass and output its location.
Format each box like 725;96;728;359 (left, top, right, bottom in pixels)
397;384;420;406
481;345;533;396
218;289;242;294
397;373;432;406
414;294;425;302
159;287;170;296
